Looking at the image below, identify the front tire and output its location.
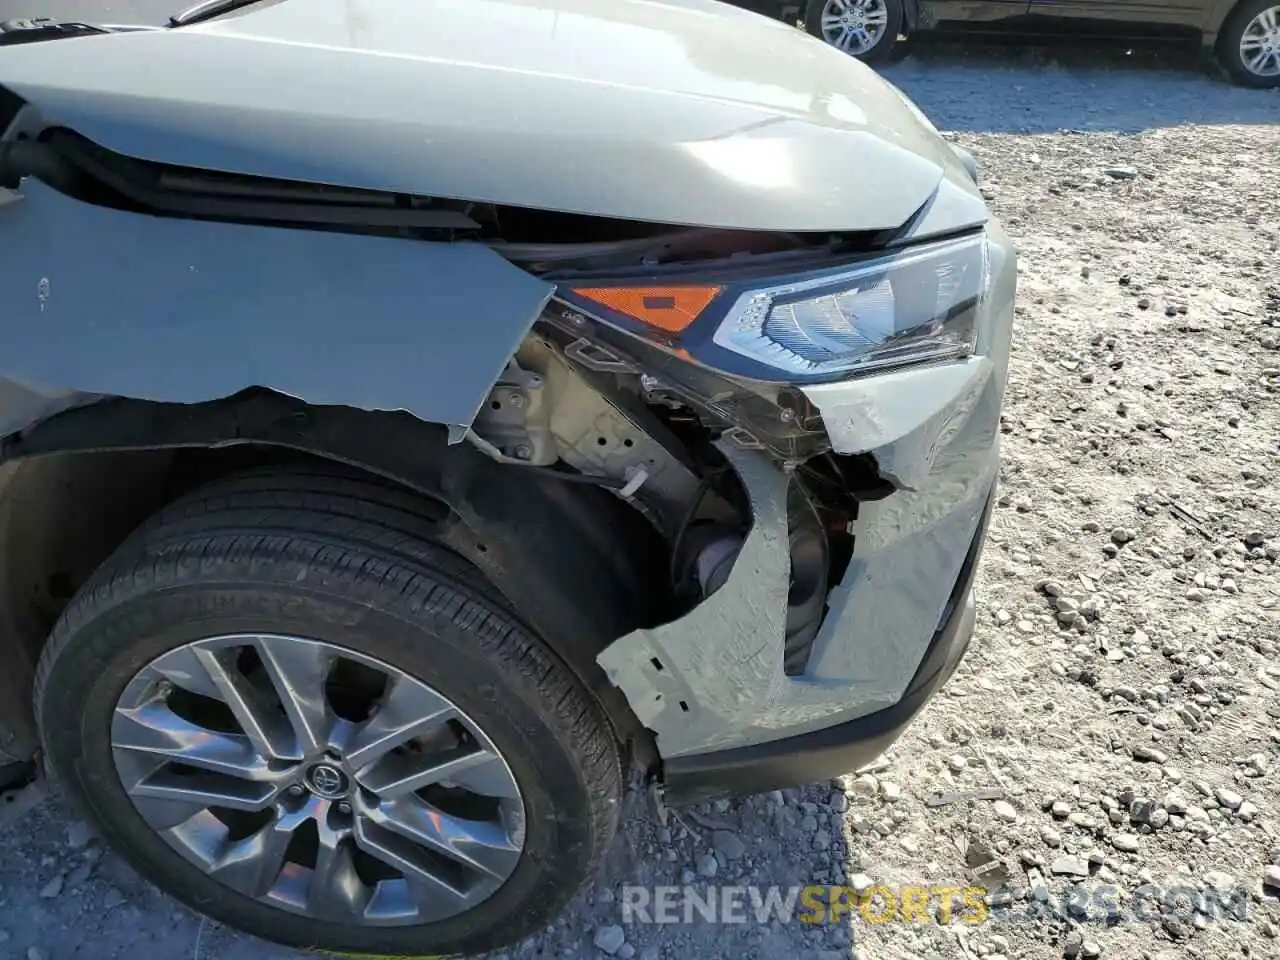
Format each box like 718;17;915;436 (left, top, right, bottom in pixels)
1216;0;1280;88
35;466;623;958
805;0;903;63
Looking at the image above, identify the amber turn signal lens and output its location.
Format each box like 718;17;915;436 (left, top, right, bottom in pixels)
570;285;722;333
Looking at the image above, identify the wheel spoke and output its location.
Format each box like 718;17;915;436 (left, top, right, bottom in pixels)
129;766;282;812
112;702;276;780
129;795;208;831
1241;32;1280;76
450;756;523;800
310;827;366;918
365;795;520;881
144;645;226;701
356;746;514;800
207;813;296;896
194;646;299;761
253;636;334;758
352;818;477;919
343;678;455;771
161;808;237;864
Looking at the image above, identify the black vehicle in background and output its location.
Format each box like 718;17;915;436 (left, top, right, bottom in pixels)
737;0;1280;87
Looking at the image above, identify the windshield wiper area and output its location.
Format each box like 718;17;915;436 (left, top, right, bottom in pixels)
169;0;266;27
0;18;109;45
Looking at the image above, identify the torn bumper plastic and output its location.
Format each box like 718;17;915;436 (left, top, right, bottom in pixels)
596;220;1016;771
662;491;990;806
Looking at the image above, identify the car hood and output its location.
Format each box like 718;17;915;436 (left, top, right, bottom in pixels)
0;0;977;232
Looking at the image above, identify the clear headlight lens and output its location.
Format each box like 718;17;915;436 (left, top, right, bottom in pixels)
713;233;990;378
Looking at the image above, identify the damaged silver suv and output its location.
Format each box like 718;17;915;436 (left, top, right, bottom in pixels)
0;0;1015;955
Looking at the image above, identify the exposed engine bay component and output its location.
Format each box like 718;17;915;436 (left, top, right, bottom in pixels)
467;323;849;661
468;361;555;466
563;337;638;374
540;300;834;464
470;335;732;540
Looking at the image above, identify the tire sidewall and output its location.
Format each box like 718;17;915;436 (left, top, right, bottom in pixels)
41;579;608;957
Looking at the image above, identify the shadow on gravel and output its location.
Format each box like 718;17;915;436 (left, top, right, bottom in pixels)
0;786;311;960
0;779;871;960
579;784;867;960
882;41;1279;134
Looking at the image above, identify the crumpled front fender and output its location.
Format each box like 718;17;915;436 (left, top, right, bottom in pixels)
0;180;552;438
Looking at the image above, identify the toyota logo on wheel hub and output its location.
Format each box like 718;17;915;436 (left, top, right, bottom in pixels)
306;763;350;798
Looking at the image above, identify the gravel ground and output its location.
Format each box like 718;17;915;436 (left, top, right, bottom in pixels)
1;40;1278;960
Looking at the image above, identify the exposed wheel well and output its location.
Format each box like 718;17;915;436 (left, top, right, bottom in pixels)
0;447;176;763
0;391;669;771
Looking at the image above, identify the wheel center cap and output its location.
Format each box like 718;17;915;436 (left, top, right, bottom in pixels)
305;762;350;798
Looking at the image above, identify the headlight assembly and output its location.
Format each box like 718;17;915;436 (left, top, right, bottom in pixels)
712;233;989;378
563;233;991;385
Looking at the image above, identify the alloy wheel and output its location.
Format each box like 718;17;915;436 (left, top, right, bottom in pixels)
1240;5;1280;77
110;634;525;925
819;0;890;55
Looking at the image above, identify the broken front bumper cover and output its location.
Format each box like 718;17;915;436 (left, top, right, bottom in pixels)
596;395;999;760
661;488;991;806
595;222;1014;782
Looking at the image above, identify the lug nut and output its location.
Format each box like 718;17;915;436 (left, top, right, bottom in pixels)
288;784;305;796
337;801;352;815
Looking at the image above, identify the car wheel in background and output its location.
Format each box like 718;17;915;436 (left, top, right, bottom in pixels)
35;467;623;958
805;0;904;63
1217;0;1280;87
